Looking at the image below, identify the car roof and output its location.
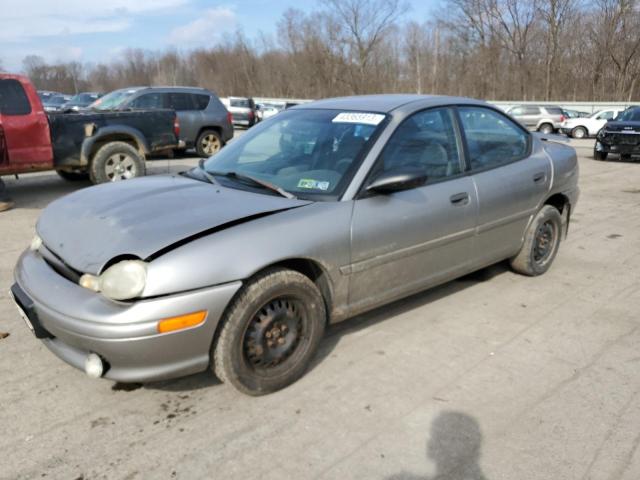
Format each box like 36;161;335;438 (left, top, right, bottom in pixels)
294;94;486;113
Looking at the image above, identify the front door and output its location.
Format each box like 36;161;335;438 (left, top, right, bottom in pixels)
347;107;478;313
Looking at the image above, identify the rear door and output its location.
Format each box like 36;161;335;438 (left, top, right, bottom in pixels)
457;106;551;265
0;78;52;168
167;92;199;145
348;107;478;312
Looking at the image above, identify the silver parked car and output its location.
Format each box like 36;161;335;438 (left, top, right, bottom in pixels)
507;105;566;134
12;95;579;395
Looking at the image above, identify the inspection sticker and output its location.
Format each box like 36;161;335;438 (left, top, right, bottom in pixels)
332;112;385;126
297;179;330;191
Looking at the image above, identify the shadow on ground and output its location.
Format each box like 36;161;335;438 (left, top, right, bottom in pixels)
387;411;488;480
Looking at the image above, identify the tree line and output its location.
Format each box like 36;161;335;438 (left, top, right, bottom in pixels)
11;0;640;102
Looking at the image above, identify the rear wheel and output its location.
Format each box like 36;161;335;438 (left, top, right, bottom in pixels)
510;205;562;276
571;126;587;139
89;142;145;184
56;170;89;182
196;129;223;157
538;123;554;135
213;268;326;396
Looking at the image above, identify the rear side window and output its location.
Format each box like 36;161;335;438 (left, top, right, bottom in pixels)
0;79;32;116
167;93;194;111
458;107;529;171
130;93;165;109
192;94;210;110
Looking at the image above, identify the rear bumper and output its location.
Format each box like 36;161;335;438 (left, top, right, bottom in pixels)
13;249;242;383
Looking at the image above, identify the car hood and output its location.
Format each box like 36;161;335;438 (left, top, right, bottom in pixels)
603;121;640;133
37;175;312;274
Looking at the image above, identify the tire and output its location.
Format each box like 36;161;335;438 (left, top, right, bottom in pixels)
510;205;563;276
213;268;326;396
89;141;145;184
621;154;632;161
571;126;587;139
593;147;608;161
538;123;554;135
196;129;223;157
56;170;89;182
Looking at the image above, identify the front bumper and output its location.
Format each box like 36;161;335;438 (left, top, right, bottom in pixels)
13;249;242;383
596;139;640;155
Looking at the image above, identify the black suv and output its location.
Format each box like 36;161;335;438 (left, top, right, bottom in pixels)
92;87;234;157
594;106;640;161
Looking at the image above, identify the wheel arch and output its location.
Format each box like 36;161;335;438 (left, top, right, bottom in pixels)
81;128;149;165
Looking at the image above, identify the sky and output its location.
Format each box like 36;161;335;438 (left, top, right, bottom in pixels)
0;0;439;72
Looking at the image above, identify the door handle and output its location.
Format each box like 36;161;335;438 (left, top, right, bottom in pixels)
533;172;546;183
450;192;470;205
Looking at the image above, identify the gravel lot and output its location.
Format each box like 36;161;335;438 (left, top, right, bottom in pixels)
1;138;639;480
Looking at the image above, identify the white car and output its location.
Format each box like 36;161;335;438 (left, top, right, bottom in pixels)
560;109;622;138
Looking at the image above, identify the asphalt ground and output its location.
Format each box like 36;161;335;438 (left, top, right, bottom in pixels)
1;137;640;479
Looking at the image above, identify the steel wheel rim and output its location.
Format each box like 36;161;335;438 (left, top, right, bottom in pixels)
533;220;556;265
105;153;136;181
201;134;221;155
243;297;305;370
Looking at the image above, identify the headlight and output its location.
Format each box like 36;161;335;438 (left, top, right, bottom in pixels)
30;234;43;251
79;260;147;300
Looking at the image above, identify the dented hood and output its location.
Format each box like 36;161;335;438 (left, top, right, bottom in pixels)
37;175;311;274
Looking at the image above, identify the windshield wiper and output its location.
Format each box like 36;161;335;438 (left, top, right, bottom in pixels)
208;169;296;199
196;159;219;185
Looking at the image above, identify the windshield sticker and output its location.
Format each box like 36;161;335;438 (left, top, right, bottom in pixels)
332;112;385;126
298;179;330;191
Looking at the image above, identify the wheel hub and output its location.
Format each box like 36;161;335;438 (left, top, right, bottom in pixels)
244;299;303;368
533;221;554;263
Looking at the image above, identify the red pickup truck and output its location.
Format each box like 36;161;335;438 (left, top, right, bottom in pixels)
0;73;181;183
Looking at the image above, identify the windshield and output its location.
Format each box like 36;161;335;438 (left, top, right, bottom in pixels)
201;109;387;200
618;108;640;122
90;89;136;110
69;93;99;105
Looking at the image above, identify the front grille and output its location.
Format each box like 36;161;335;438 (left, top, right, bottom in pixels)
39;245;82;283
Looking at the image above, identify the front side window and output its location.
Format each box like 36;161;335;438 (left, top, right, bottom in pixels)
167;93;194;111
202;109;386;199
375;108;462;182
596;111;614;120
458;107;529;171
0;79;32;115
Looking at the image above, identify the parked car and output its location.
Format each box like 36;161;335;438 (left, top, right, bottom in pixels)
62;92;103;112
0;74;181;184
223;96;257;128
256;103;279;121
91;87;233;157
560;109;622;139
11;94;579;395
42;94;72;112
37;90;61;101
507;105;566;134
562;109;590;119
594;106;640;160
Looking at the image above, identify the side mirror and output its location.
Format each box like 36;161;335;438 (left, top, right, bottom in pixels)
366;169;427;194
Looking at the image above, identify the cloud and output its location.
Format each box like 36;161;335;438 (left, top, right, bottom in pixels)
0;0;188;41
168;7;237;46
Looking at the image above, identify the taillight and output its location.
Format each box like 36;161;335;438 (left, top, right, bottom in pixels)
173;116;180;138
560;115;566;122
248;110;254;120
227;111;233;124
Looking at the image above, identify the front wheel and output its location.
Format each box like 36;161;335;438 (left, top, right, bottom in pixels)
213;268;326;395
510;205;562;276
57;170;89;182
89;142;145;184
593;147;608;161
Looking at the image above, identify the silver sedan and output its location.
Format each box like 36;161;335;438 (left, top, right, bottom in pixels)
12;95;580;395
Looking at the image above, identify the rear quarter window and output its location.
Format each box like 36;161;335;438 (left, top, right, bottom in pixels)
545;107;564;115
192;94;210;110
0;79;32;116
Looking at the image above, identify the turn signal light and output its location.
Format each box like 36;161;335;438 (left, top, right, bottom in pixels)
157;311;207;334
